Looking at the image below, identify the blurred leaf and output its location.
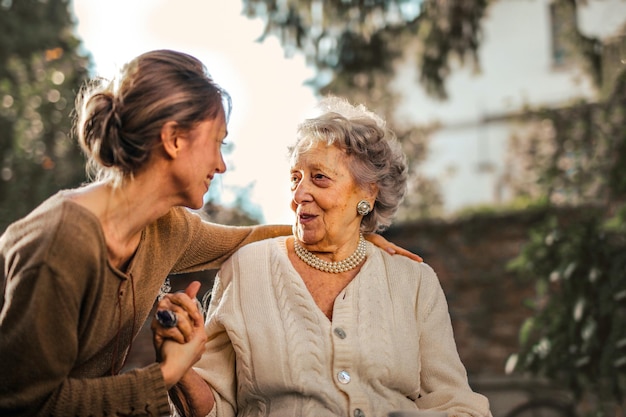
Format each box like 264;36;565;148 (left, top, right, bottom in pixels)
0;0;91;232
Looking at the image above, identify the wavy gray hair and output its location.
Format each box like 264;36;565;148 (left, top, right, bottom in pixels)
289;96;408;233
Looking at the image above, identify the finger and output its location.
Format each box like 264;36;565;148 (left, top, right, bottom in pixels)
394;246;423;263
153;303;193;342
382;240;423;263
171;294;203;328
184;281;201;299
172;311;196;343
155;295;176;311
152;319;186;344
182;281;204;326
161;305;198;342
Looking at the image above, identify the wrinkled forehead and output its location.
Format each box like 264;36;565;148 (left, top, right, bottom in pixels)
290;130;345;158
289;139;350;170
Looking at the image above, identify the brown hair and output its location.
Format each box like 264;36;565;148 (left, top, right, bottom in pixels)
74;49;231;184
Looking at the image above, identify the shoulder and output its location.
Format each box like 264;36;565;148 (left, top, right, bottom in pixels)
148;207;210;252
218;237;285;278
1;192;102;251
228;237;282;266
373;244;435;276
1;192;105;277
371;244;441;291
152;206;198;235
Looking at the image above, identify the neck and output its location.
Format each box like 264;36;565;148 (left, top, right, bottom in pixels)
69;177;176;268
91;181;168;234
294;234;367;274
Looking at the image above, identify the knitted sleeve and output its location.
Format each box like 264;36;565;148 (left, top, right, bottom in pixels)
165;208;291;274
193;260;238;417
414;264;492;416
0;263;171;417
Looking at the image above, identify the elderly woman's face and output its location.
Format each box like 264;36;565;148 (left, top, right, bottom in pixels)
290;142;373;250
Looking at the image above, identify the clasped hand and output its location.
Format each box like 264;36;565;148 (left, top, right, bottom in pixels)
152;281;207;388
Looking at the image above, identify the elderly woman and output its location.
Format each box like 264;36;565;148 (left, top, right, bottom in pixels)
155;97;491;417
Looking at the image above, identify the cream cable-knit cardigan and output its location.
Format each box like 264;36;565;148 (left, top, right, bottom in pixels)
194;236;492;417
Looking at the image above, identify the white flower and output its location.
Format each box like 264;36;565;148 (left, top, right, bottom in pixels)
564;262;577;279
573;298;585;321
505;354;518;375
581;319;596;341
588;268;600;283
549;271;560;282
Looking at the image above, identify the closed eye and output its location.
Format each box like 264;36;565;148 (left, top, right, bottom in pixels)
220;141;233;153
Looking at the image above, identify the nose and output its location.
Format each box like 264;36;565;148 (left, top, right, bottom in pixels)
292;178;312;206
215;152;227;174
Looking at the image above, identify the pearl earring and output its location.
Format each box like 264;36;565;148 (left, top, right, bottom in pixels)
356;200;371;216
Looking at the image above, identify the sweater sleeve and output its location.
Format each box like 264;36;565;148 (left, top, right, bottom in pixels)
167;208;291;273
192;264;238;417
0;264;171;417
414;265;492;416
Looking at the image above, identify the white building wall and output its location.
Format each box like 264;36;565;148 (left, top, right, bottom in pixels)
392;0;626;215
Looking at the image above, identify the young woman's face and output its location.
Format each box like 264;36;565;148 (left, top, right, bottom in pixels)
173;112;228;209
290;141;372;252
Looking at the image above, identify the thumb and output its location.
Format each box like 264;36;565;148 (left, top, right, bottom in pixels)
185;281;205;327
185;280;202;301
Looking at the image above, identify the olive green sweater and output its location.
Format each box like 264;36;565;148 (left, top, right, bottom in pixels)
0;191;287;416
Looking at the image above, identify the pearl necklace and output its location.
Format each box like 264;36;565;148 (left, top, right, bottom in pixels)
294;234;367;273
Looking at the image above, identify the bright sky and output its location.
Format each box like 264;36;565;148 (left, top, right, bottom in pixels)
72;0;318;224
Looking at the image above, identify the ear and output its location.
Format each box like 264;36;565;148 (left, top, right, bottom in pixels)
366;183;379;201
161;121;180;159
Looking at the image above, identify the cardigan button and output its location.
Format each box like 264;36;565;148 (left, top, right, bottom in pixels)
334;327;347;339
337;370;351;384
353;408;365;417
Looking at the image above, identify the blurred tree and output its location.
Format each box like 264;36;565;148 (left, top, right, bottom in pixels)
202;182;264;225
0;0;91;232
242;0;488;100
198;201;260;226
242;0;602;99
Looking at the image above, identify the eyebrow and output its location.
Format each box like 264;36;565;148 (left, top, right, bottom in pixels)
310;161;339;176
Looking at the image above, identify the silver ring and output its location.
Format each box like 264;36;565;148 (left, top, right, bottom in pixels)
155;309;177;328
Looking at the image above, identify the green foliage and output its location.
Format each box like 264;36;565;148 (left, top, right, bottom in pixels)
0;0;91;232
505;65;626;413
0;0;76;71
508;210;626;410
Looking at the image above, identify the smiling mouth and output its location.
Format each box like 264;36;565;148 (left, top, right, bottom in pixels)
298;212;316;222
